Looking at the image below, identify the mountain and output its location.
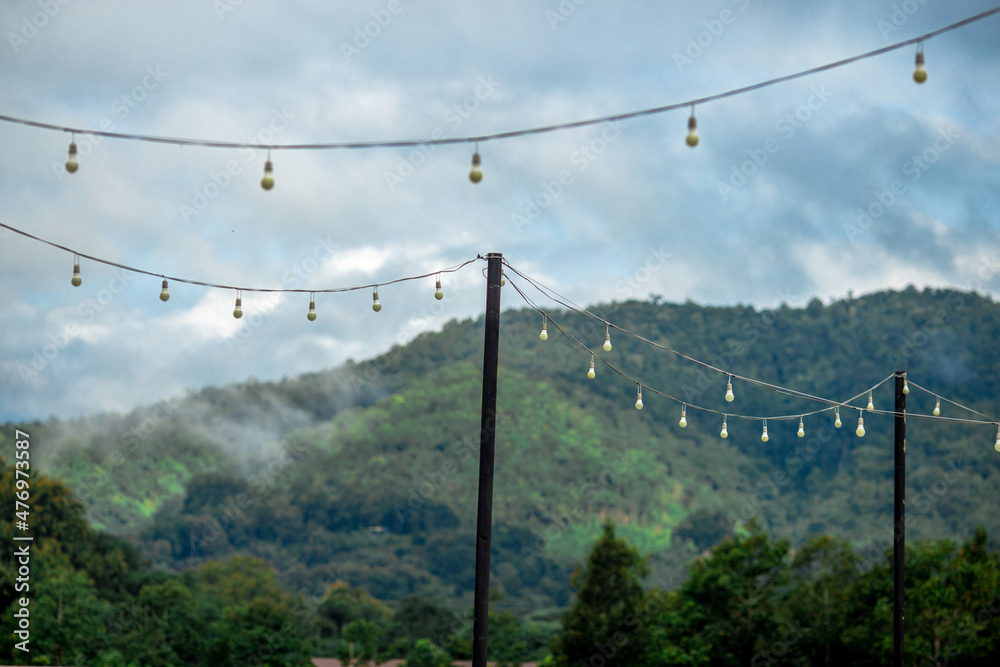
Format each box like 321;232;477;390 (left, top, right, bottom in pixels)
9;286;1000;612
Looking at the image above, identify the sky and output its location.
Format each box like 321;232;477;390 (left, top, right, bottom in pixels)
1;0;998;422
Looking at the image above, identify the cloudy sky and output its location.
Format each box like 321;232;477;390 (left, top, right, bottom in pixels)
1;0;998;421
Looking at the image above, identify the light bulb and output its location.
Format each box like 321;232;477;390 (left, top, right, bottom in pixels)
635;386;643;410
65;141;79;173
307;299;317;321
500;273;506;287
587;356;595;379
679;405;687;428
834;408;842;429
603;328;612;352
913;51;927;84
725;378;735;403
995;427;1000;452
434;278;444;300
761;421;769;443
372;289;382;312
71;261;82;287
902;379;909;395
233;296;243;319
685;113;699;148
867;392;874;411
797;418;805;438
260;159;275;190
159;279;170;302
856;415;865;438
539;321;548;341
933;398;941;416
720;417;728;439
469;151;483;183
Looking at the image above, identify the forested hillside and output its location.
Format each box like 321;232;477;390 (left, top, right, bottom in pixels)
7;286;1000;613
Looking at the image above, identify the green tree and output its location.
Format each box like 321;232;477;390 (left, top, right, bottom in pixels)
208;597;309;667
404;638;452;667
341;618;384;665
551;521;649;667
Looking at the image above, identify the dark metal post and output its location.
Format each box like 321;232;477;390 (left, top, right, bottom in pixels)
472;252;502;667
893;370;907;667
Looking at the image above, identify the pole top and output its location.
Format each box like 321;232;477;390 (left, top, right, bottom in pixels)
485;252;503;260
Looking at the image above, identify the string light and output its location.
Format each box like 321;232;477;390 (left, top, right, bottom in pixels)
261;150;274;190
685;104;699;147
635;384;643;410
65;135;78;173
159;279;170;302
539;317;548;341
679;404;687;428
233;292;243;318
725;375;735;402
71;256;81;286
469;144;482;183
372;287;382;312
856;413;866;437
434;275;444;300
867;391;875;411
913;44;928;83
995;425;1000;453
835;407;842;428
902;378;909;395
720;415;728;439
603;325;612;352
761;419;769;442
587;354;596;379
797;417;805;438
933;397;941;416
307;293;316;321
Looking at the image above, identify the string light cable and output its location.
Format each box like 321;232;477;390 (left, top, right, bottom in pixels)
0;7;997;159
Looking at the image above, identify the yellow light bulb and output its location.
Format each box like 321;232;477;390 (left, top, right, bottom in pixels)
603;331;612;352
159;279;170;302
434;279;444;300
867;392;874;411
679;405;687;428
995;428;1000;452
913;51;927;84
587;358;595;379
725;380;734;402
469;151;483;183
856;415;866;437
835;408;842;428
71;262;82;287
307;299;317;321
635;386;643;410
797;418;805;438
720;417;728;439
372;289;382;312
260;159;275;190
539;321;548;341
761;422;769;443
65;142;79;173
233;296;243;319
500;273;506;287
902;379;909;395
933;398;940;416
685;114;699;147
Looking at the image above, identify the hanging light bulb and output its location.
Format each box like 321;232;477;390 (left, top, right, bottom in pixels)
679;404;687;428
260;150;275;190
856;414;866;438
685;105;699;147
603;325;612;352
635;385;643;410
995;425;1000;453
159;279;170;302
233;293;243;319
71;257;82;286
913;47;927;84
835;407;842;429
867;392;875;411
933;398;941;416
65;136;79;173
720;416;728;439
797;418;805;438
307;294;317;321
500;272;506;287
539;319;548;341
587;354;596;379
725;376;735;402
469;144;483;183
761;420;769;443
372;287;382;312
434;276;444;300
902;378;909;395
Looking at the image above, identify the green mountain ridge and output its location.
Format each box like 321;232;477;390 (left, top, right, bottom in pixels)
7;286;1000;611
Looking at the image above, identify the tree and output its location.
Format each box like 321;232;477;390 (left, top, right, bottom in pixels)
341;618;384;665
404;638;452;667
550;521;649;667
208;597;309;667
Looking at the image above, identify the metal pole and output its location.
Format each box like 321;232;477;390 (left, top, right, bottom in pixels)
472;252;503;667
893;370;907;667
